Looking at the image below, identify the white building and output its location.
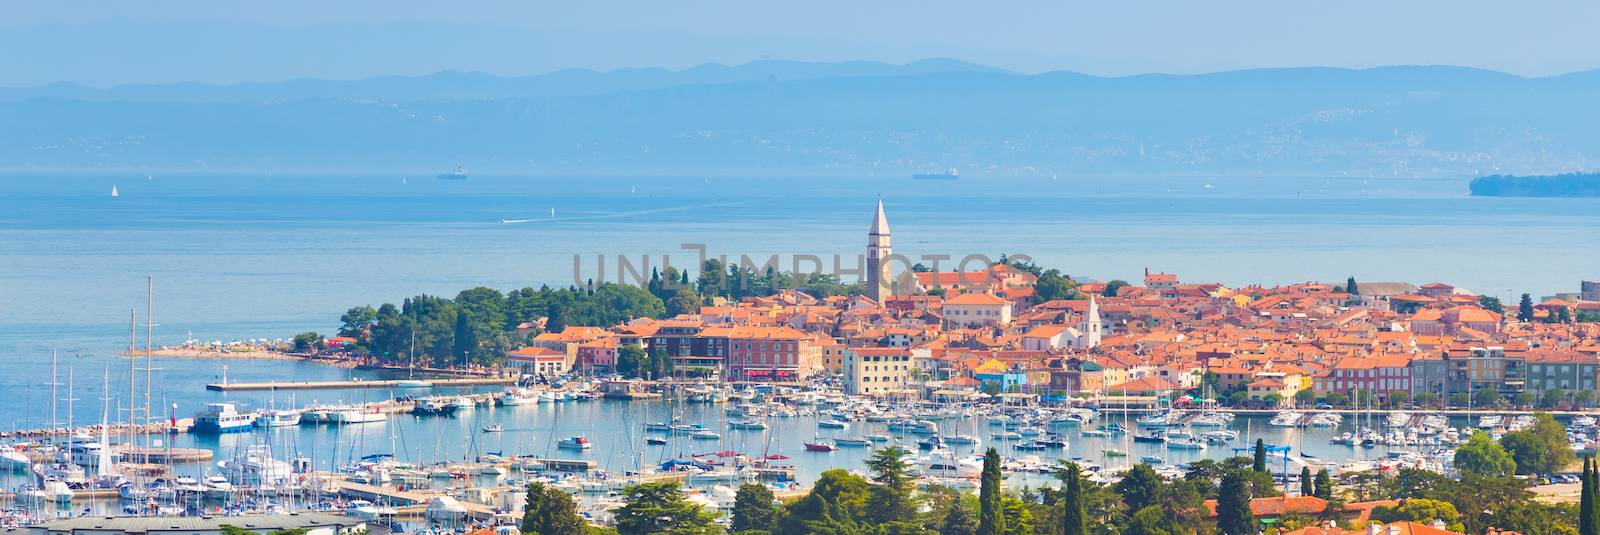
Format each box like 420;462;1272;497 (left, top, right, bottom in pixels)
845;347;914;395
942;292;1012;328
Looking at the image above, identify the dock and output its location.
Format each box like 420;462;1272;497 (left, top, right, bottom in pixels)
335;480;498;520
205;377;515;391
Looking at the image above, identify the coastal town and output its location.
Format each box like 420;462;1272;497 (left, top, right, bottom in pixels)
6;201;1599;535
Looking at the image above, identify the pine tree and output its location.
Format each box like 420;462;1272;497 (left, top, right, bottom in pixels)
1588;458;1600;535
1217;471;1255;535
979;448;1005;535
942;499;978;535
1519;293;1535;322
1061;462;1087;535
1346;276;1359;296
1300;466;1314;497
1252;439;1267;473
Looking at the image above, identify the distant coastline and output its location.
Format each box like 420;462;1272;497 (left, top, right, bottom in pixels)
1470;172;1600;197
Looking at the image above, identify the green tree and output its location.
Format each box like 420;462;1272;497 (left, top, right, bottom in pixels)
1125;506;1173;535
1216;471;1255;535
979;448;1005;535
291;331;325;352
779;469;870;535
1579;460;1592;535
451;309;476;366
1294;389;1316;406
1475;388;1504;408
865;446;919;524
731;483;782;533
651;345;674;379
1414;391;1439;407
1455;431;1517;477
1313;469;1333;500
1519;293;1536;322
522;481;587;535
1116;463;1165;513
1300;467;1314;497
614;482;720;535
616;344;645;378
1480;295;1505;314
1346;276;1359;295
339;305;378;339
1034;269;1077;303
1252;439;1267;473
666;289;702;317
1000;496;1034;535
1103;280;1129;298
941;496;978;535
1541;389;1567;409
1371;498;1465;532
1059;462;1087;535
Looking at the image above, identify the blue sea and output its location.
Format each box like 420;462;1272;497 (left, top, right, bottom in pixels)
1;171;1599;434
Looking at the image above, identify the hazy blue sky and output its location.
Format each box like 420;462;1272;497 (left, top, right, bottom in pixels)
5;0;1598;86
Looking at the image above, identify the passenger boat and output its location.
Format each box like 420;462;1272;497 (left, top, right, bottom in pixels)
558;436;592;450
194;403;255;433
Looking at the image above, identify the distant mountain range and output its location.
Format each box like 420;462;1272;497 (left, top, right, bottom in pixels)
3;60;1599;175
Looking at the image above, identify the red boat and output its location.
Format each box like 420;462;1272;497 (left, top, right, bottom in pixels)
804;442;838;452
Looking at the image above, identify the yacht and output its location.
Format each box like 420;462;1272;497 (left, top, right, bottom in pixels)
202;474;234;499
1;445;31;470
194;403;256;433
805;442;839;452
817;420;849;429
448;397;476;410
917;454;983;478
348;500;399;522
558;436;593;450
1166;438;1208;451
219;444;294;487
498;391;539;406
689;430;722;441
835;437;871;447
255;409;302;427
943;434;981;445
727;420;769;431
331;407;387;424
1269;410;1304;427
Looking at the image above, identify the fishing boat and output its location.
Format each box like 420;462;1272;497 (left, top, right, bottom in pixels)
557;436;592;450
805;442;839;452
413;397;459;416
482;424;504;433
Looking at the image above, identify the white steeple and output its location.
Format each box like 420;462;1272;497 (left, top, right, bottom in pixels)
1077;295;1103;349
870;197;890;236
866;197;892;302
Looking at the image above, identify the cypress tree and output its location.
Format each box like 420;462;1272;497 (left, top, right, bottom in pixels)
979;448;1005;535
1217;471;1255;535
1252;439;1267;473
1581;459;1593;535
1587;458;1600;535
1300;466;1314;497
1346;276;1359;295
1061;462;1087;535
1313;469;1333;500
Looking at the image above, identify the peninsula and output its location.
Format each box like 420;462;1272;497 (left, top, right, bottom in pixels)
1469;172;1600;197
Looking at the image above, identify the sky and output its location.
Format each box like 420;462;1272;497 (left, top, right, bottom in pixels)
3;0;1598;86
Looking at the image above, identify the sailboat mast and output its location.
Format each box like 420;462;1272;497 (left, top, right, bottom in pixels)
130;306;139;450
145;275;154;434
51;349;59;431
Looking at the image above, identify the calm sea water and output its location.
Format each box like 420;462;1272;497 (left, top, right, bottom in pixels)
1;172;1598;473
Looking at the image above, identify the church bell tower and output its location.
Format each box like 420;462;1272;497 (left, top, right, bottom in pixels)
867;198;893;302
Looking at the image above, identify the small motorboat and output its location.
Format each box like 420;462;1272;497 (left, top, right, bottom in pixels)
482;424;504;433
834;437;871;447
1104;448;1127;458
645;437;669;446
804;442;839;452
1140;455;1165;464
817;420;849;429
557;436;592;450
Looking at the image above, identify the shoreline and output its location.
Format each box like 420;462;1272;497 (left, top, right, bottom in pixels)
134;347;358;368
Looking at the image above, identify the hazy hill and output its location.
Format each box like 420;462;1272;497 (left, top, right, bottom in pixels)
3;61;1599;175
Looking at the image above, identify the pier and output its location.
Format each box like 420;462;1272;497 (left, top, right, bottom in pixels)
205;377;515;391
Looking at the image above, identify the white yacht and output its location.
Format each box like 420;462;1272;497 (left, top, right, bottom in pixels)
202;474;235;499
255;409;302;427
219;444;294;487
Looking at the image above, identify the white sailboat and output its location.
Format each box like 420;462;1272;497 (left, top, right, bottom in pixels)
111;185;119;197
